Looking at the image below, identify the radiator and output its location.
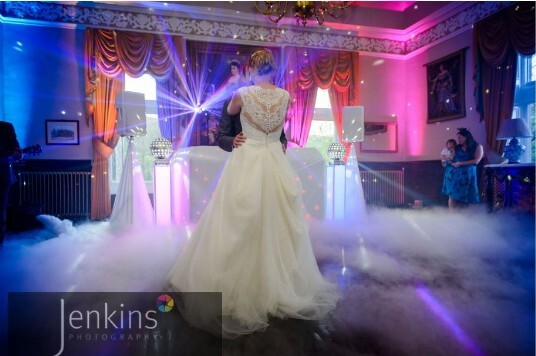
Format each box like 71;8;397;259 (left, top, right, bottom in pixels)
360;170;405;207
17;171;92;218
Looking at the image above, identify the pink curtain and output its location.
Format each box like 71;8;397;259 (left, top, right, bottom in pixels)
282;47;359;154
281;47;318;147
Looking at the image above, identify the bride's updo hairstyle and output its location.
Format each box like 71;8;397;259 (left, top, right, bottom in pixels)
249;48;276;77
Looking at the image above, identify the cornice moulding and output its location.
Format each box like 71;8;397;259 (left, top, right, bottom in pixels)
404;1;474;38
0;1;514;57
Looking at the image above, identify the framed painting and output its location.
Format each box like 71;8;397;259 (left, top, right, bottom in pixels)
186;40;281;146
426;49;466;123
45;120;79;145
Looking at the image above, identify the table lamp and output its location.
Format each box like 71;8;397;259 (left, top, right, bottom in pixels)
496;118;532;163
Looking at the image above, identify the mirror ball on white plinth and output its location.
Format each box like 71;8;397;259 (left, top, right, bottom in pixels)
151;137;173;225
150;137;173;163
327;143;346;165
326;143;346;219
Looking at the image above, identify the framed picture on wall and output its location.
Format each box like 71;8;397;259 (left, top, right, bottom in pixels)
186;40;281;146
426;49;466;123
45;120;79;145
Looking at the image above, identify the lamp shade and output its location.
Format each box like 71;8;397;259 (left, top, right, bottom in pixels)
496;118;532;140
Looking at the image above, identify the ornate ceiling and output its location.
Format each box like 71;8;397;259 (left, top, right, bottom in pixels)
0;1;513;56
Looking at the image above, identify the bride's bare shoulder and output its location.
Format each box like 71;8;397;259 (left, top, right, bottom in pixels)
227;89;244;116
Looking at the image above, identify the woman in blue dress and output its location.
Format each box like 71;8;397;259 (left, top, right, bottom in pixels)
442;128;484;210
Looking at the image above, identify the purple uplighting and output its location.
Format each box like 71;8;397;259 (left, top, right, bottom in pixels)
416;285;484;356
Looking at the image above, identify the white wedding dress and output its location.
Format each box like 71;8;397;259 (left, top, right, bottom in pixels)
167;85;338;338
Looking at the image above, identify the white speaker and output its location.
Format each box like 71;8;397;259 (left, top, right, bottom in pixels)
115;91;147;137
342;106;364;142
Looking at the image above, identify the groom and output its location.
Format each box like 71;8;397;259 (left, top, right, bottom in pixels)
217;99;287;153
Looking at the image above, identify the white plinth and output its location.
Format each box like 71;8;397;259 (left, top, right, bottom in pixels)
326;165;346;220
153;164;171;225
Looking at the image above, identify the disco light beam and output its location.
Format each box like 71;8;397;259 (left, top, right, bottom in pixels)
416;285;484;356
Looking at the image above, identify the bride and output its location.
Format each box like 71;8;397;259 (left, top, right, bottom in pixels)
167;48;338;338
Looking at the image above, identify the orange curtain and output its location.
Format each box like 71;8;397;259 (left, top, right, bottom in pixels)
282;47;359;152
324;51;359;148
85;29;123;220
91;73;122;220
85;29;183;220
282;47;318;147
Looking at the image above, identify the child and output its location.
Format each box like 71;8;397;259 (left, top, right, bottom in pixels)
440;139;457;167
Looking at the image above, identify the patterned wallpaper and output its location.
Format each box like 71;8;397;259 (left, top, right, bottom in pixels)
0;1;512;55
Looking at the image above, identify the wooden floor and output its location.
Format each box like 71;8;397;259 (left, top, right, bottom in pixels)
0;208;534;355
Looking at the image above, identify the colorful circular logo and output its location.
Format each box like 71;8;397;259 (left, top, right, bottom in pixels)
156;294;174;312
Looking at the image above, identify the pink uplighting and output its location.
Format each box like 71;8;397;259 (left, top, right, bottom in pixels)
170;157;190;224
154;165;171;225
352;1;416;12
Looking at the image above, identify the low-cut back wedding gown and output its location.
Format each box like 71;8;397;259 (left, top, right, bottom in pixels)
167;85;338;337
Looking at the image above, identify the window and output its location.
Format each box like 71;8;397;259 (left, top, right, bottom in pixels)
110;74;161;194
516;53;536;86
306;89;339;163
513;54;536;163
530;103;535;161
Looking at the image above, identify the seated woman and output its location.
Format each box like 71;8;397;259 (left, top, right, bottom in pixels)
442;128;484;210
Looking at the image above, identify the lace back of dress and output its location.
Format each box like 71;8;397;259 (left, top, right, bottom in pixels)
240;86;288;143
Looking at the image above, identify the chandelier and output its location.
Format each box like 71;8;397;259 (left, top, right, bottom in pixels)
255;1;349;26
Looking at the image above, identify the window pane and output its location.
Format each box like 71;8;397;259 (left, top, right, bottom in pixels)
315;88;331;108
512;107;521;119
306;89;337;163
124;74;157;100
110;74;160;194
531;55;536;82
110;114;160;184
530;104;535;163
513;54;535;163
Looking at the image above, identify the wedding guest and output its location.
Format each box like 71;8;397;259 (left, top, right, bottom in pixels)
442;128;483;210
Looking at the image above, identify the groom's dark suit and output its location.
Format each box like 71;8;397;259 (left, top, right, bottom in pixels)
217;100;287;152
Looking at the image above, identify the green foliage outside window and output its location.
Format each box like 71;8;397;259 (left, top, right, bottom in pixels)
110;114;160;184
